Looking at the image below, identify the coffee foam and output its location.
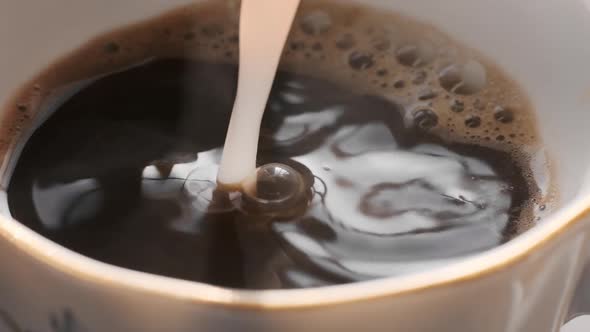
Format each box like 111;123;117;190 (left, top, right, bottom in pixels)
0;0;555;233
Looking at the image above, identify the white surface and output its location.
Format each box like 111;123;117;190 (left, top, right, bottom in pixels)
562;316;590;332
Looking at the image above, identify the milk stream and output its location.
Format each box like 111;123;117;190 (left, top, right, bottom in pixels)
217;0;301;188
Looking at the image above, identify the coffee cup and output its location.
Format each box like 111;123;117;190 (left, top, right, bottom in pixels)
1;0;590;331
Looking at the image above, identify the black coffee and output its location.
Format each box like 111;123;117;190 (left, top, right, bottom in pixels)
2;1;551;289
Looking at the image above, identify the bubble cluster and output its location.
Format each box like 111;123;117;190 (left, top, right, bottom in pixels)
271;4;536;152
3;0;543;154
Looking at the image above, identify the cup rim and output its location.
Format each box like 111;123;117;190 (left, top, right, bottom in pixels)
0;190;586;309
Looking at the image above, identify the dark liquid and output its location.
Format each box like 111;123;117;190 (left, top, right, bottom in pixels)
7;59;533;289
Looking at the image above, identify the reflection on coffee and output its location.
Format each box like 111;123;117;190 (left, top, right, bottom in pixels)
3;0;552;289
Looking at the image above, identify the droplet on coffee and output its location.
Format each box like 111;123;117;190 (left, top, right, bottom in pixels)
241;163;308;217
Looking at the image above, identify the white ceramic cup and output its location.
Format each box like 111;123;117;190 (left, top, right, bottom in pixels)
1;0;590;331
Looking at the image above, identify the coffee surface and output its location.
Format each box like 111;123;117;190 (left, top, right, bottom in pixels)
2;0;551;289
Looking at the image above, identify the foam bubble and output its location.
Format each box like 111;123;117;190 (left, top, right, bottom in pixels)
418;88;438;101
348;51;375;70
183;31;196;41
290;41;306;51
412;70;427;85
395;42;434;68
372;38;392;52
393;80;405;89
494;106;515;123
103;42;120;54
312;42;324;51
439;60;487;95
465;115;482;128
335;33;356;50
412;108;438;130
201;24;225;37
450;99;464;112
473;98;486;111
300;10;332;35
